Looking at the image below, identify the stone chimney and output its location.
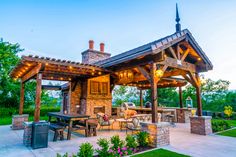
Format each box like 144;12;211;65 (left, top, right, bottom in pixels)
82;40;111;64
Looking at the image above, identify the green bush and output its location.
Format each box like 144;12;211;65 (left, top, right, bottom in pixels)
0;108;17;117
0;106;60;118
96;138;110;157
125;135;138;149
78;143;94;157
211;119;231;132
137;131;149;147
23;107;60;116
110;135;125;151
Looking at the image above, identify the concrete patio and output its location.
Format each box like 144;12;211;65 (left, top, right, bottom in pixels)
0;123;235;157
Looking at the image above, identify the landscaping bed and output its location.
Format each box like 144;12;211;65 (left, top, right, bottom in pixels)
57;131;156;157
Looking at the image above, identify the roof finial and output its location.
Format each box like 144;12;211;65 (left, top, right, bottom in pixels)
175;3;181;32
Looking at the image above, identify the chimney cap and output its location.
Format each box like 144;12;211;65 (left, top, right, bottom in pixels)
89;40;94;50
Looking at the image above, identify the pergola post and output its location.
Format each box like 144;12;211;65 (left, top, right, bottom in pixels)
139;89;143;108
19;81;25;115
179;86;183;108
196;85;202;116
34;73;42;122
150;63;158;123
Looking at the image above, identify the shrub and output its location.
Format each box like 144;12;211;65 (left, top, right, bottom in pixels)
125;135;138;149
96;138;110;157
224;106;233;118
211;119;231;132
110;135;124;151
78;143;94;157
137;131;149;147
0;108;17;117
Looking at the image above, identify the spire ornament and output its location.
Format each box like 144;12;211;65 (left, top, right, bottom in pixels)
175;3;181;32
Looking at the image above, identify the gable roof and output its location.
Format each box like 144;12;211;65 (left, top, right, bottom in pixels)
95;29;213;71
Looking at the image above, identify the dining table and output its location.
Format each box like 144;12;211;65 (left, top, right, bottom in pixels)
47;112;90;140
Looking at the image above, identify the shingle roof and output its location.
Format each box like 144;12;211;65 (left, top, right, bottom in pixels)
95;29;213;70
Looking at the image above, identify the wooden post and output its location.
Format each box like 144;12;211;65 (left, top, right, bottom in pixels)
150;63;158;123
196;85;202;116
179;86;183;108
19;81;25;115
34;73;42;122
140;89;143;108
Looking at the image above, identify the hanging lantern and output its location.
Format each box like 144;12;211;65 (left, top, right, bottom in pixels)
155;69;164;78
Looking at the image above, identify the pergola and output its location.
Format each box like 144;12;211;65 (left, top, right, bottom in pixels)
10;55;109;122
97;29;213;123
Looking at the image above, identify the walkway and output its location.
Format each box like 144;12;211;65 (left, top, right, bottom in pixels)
0;123;235;157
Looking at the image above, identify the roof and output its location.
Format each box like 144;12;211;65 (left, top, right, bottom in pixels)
10;55;108;82
95;29;213;71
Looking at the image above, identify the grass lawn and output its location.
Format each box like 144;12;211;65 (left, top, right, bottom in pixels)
0;116;49;125
132;148;190;157
212;119;236;127
217;128;236;138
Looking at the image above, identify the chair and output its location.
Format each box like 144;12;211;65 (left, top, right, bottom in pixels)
97;113;114;130
126;117;141;134
87;118;98;136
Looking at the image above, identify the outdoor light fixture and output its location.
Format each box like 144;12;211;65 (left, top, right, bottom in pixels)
118;70;134;83
155;69;164;78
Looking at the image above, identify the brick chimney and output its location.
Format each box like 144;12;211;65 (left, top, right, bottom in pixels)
100;43;105;52
81;40;111;64
89;40;94;50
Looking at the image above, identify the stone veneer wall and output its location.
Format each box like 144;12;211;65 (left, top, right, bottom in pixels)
190;116;212;135
82;50;111;64
176;108;195;123
23;122;33;147
140;122;170;148
69;82;81;114
12;114;29;130
79;75;112;117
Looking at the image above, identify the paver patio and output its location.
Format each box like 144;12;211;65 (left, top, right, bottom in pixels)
0;123;235;157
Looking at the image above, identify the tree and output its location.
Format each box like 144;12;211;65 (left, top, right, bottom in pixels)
0;38;59;109
0;38;22;108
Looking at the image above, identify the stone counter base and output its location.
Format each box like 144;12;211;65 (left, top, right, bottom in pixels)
190;116;212;135
11;114;29;130
140;122;170;148
23;122;33;147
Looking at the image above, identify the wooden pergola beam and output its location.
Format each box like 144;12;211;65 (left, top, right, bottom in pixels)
137;66;151;81
19;81;25;115
158;57;197;73
179;86;183;108
34;73;42;122
22;63;42;83
150;63;158;123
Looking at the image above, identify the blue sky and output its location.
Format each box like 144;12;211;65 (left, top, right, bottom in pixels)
1;0;236;89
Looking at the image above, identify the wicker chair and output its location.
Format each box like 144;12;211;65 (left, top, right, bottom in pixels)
126;117;141;134
96;113;114;130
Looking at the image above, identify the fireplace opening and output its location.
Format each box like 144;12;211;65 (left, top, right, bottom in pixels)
94;106;105;114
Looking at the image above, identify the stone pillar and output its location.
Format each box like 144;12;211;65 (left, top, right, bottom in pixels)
11;114;29;130
23;122;33;147
140;122;170;148
190;116;212;135
176;108;194;123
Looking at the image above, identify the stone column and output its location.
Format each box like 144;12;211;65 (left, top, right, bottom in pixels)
11;114;29;130
23;122;33;147
140;122;170;148
190;116;212;135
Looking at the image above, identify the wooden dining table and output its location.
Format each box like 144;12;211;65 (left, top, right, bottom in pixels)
47;112;90;140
